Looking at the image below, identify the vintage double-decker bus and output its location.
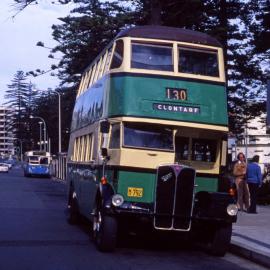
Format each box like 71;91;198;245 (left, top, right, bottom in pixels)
67;25;237;256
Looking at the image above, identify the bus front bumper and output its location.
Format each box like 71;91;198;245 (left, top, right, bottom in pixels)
103;192;238;225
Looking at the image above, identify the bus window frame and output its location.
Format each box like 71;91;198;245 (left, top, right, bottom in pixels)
178;46;220;78
97;54;105;80
104;47;113;74
127;37;225;82
100;50;108;76
85;133;93;161
89;63;97;86
86;69;93;89
77;74;86;97
109;123;121;149
80;135;86;162
110;39;124;70
94;59;102;83
130;41;174;72
122;122;174;152
175;135;220;164
77;76;84;97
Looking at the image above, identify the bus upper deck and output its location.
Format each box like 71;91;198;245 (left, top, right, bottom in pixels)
72;26;227;132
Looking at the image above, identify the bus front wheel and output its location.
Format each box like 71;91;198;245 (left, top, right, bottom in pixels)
208;223;232;256
93;207;117;252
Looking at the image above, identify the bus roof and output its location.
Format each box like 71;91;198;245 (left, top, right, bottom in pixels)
116;25;222;48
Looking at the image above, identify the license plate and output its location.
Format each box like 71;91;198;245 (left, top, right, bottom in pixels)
127;187;143;198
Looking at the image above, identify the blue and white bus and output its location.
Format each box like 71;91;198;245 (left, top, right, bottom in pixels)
23;151;51;177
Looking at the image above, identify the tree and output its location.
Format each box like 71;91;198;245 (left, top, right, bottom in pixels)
30;87;76;154
12;0;268;137
4;71;34;149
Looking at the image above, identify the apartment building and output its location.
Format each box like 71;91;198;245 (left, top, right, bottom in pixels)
0;106;14;157
228;114;270;174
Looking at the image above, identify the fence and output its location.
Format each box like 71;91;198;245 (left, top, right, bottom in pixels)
52;152;67;180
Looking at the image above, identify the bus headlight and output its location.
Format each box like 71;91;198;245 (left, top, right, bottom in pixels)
227;204;238;216
112;194;124;207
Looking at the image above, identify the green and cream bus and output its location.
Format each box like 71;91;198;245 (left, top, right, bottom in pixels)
67;25;237;256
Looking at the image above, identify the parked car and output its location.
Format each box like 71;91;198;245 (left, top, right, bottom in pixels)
0;163;9;173
3;161;12;169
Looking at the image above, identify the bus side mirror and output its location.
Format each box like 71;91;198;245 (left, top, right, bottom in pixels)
101;148;110;161
100;120;110;158
101;148;108;157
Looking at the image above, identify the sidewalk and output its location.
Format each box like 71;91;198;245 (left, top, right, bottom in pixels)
230;205;270;268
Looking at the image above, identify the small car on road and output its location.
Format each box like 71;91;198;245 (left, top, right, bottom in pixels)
0;163;9;173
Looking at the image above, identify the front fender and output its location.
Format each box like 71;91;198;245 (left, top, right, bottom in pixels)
193;191;237;223
97;182;115;208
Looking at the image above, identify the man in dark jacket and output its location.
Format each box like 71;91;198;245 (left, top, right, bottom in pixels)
246;155;262;214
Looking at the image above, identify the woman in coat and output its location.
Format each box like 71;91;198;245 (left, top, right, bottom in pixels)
233;152;250;211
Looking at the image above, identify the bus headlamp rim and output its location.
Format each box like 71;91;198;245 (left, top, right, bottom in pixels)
112;194;124;207
227;204;238;216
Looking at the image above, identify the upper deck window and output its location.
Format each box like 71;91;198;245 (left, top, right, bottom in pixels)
123;123;173;151
178;47;219;77
110;40;124;69
131;43;173;72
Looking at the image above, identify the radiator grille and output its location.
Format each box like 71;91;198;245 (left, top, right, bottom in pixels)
154;165;195;231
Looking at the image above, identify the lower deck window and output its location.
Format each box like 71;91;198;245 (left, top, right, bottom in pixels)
123;123;173;151
192;138;217;162
109;124;120;149
175;136;217;162
175;136;189;160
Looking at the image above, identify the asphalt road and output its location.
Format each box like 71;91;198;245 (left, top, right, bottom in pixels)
0;166;267;270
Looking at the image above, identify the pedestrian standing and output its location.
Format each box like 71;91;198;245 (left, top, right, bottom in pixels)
247;155;262;214
233;152;250;211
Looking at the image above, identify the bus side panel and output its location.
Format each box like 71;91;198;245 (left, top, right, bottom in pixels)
108;75;228;126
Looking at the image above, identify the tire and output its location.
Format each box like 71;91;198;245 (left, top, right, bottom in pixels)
208;224;232;256
68;192;80;225
93;206;117;252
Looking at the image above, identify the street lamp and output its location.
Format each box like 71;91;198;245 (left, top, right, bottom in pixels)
16;139;23;161
38;121;43;151
30;115;47;152
55;91;62;153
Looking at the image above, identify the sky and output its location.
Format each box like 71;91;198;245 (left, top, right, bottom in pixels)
0;0;73;104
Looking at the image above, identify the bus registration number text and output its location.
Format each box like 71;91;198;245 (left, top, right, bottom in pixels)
127;187;143;198
166;88;187;101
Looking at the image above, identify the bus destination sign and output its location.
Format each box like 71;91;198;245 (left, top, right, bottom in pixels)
153;103;200;114
166;87;187;101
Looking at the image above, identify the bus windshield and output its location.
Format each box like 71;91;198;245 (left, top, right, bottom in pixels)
28;156;39;164
131;43;173;71
123;123;173;151
26;153;50;165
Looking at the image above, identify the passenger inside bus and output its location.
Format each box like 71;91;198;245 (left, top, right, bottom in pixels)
175;136;216;162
